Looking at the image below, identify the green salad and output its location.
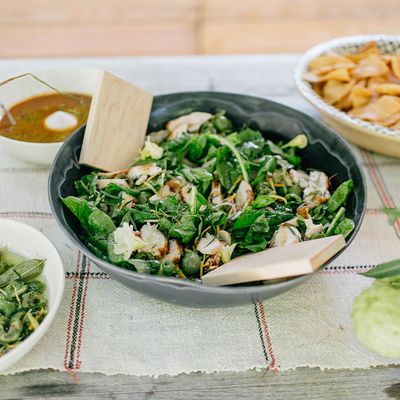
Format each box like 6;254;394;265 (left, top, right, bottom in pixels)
0;249;47;356
62;111;354;280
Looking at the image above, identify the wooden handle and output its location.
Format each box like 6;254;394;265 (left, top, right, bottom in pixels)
79;70;153;171
202;235;346;286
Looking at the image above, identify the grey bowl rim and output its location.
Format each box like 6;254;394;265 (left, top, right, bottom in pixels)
48;90;367;296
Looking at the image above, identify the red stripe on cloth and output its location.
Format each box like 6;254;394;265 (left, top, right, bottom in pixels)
258;302;279;371
75;260;91;369
64;251;82;372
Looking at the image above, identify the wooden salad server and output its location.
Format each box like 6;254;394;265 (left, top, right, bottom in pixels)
201;235;345;286
79;70;153;172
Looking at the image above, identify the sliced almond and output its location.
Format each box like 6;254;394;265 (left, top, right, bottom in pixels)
322;79;355;105
352;55;389;78
349;85;372;108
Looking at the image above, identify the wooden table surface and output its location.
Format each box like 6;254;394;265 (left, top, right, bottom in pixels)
0;55;399;400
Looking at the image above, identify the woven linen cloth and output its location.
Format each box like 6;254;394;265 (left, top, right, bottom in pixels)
0;144;399;377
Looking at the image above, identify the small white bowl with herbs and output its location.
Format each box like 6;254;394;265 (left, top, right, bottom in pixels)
0;219;64;372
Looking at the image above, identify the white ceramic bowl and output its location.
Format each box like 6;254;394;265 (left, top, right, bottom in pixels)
295;35;400;157
0;219;64;372
0;67;100;165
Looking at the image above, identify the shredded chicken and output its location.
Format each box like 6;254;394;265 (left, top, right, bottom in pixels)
98;169;129;178
197;233;222;255
210;180;224;205
96;178;129;189
128;163;162;185
303;171;331;208
296;205;310;219
139;223;169;257
217;230;231;245
161;240;183;265
203;253;222;271
166;112;213;140
160;177;192;204
289;169;310;189
304;218;324;239
235;181;254;210
270;224;302;247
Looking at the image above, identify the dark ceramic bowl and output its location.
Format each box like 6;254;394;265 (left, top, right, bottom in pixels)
49;92;366;308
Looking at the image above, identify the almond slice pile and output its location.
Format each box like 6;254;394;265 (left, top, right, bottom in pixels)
305;42;400;130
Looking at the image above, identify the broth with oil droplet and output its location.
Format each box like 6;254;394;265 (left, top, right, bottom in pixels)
0;93;91;143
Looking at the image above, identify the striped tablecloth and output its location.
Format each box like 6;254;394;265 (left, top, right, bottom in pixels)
1;139;399;377
0;56;399;377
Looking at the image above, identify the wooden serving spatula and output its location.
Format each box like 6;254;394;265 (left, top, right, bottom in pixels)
201;235;345;286
79;70;153;172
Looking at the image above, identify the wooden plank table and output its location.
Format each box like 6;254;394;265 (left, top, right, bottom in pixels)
0;55;399;400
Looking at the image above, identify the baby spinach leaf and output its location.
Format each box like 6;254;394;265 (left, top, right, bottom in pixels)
242;241;268;252
88;209;116;239
243;215;270;251
212;113;233;133
180;167;213;194
62;196;94;231
232;210;264;230
216;147;241;190
187;134;208;162
168;213;197;244
333;217;354;238
130;207;158;224
325;207;346;236
74;172;98;196
237;128;263;144
205;210;228;226
327;179;353;214
251;195;276;209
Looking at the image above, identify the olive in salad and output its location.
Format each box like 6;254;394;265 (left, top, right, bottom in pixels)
62;111;354;280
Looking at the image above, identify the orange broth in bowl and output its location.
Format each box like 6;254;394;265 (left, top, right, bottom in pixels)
0;93;91;143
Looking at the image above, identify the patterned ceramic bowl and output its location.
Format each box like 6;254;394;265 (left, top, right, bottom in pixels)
295;35;400;158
